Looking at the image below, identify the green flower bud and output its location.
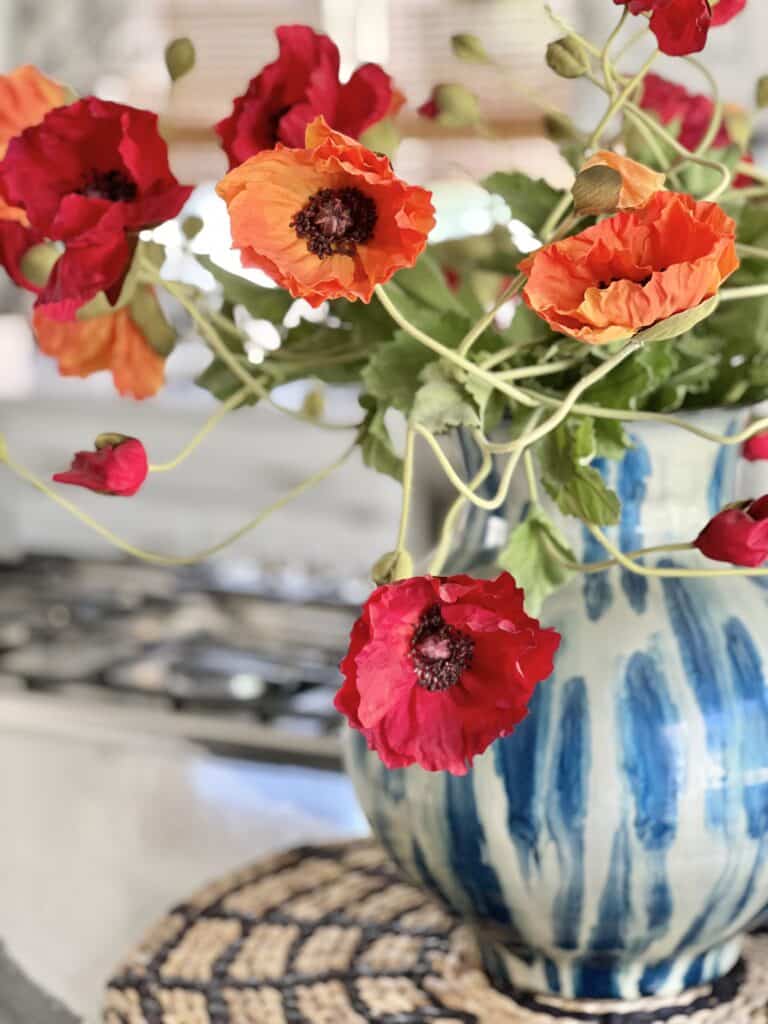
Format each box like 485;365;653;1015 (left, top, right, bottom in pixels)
432;83;481;127
546;36;589;79
451;33;491;64
181;215;204;240
571;164;622;216
165;37;196;83
301;386;325;422
757;75;768;109
20;242;60;288
371;549;414;585
94;433;131;451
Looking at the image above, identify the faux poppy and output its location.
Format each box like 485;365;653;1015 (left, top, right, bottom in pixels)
613;0;745;57
215;24;396;169
335;573;560;775
580;151;665;210
639;73;755;187
0;66;67;290
0;97;192;321
217;116;435;306
743;432;768;462
520;190;738;344
694;496;768;567
53;435;149;497
33;296;166;400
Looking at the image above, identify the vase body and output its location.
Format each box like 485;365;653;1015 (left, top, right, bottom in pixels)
346;409;768;1001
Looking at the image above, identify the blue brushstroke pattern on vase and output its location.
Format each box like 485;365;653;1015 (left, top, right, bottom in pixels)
345;410;768;1001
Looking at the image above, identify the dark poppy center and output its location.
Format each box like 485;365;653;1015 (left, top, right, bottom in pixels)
78;169;138;203
410;603;474;692
291;187;377;259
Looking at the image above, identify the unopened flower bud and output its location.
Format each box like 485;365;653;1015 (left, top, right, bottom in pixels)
371;549;414;585
723;105;751;150
572;164;623;215
451;34;491;64
94;432;131;450
20;242;60;287
757;75;768;109
301;386;325;422
546;36;589;79
181;215;204;240
165;37;196;83
418;83;481;126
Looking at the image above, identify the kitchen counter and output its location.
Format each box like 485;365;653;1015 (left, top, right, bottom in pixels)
0;694;367;1023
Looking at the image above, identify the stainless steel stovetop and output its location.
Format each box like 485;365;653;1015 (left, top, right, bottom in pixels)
0;555;367;770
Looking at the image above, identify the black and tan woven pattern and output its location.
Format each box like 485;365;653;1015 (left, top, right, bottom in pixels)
103;839;768;1024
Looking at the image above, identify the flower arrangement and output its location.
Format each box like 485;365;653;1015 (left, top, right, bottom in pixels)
1;4;767;776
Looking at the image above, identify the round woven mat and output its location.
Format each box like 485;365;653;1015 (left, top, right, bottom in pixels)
103;838;768;1024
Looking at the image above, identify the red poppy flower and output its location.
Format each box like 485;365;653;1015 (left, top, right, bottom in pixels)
53;435;148;496
613;0;744;56
217;116;435;306
0;97;192;321
215;25;396;169
639;73;755;187
0;66;67;291
694;496;768;567
743;432;768;462
520;190;738;344
33;297;166;400
335;573;560;775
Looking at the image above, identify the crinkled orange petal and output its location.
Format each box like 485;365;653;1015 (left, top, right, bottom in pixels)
33;305;164;399
33;308;114;376
581;151;665;210
110;308;165;400
217;115;434;306
521;190;737;344
0;65;66;158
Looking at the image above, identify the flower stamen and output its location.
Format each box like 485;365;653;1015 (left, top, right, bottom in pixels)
78;169;138;203
291;187;377;259
411;603;474;692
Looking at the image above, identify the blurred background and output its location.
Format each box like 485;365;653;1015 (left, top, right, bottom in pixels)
0;1;765;1020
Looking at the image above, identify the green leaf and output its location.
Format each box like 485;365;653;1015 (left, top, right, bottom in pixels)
497;505;577;615
362;334;435;413
586;343;679;410
481;171;565;235
593;418;631;460
539;423;621;525
196;357;259;405
463;371;506;433
411;363;480;434
196;254;293;323
358;396;403;482
500;302;559;347
391;252;469;317
129;286;176;357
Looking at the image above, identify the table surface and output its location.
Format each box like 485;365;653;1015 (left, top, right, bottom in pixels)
0;692;367;1023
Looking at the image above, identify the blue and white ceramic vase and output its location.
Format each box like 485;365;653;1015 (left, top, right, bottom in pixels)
346;408;768;1002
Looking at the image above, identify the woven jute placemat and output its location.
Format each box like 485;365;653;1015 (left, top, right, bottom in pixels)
103;838;768;1024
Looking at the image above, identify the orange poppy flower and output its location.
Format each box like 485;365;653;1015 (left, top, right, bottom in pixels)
33;302;165;400
581;150;665;210
216;116;435;306
520;190;738;345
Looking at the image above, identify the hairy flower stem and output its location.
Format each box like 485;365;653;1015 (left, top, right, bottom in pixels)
149;386;249;472
0;438;356;566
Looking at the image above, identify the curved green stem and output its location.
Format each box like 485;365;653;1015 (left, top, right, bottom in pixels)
589;48;657;152
588;524;768;578
683;55;723;156
550;538;695;574
427;451;493;576
396;425;416;552
1;441;356;567
416;424;526;511
149;387;249;473
456;273;524;358
719;284;768;302
375;284;539;409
